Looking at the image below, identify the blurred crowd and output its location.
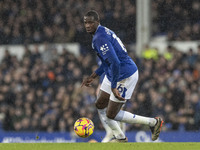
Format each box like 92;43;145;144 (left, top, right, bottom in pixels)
0;46;97;132
130;45;200;131
0;0;136;45
0;44;199;133
1;0;200;47
152;0;200;41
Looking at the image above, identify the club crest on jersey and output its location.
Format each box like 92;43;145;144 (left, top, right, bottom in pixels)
100;44;109;55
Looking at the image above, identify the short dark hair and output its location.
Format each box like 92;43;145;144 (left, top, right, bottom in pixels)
84;10;99;21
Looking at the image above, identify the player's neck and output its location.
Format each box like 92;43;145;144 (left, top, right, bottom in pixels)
92;24;100;35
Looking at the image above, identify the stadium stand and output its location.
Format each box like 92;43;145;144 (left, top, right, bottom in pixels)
0;0;199;133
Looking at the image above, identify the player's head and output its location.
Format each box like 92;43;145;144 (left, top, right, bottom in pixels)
84;10;100;34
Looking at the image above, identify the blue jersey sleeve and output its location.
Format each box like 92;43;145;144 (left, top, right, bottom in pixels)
96;57;105;84
99;73;105;84
95;64;104;76
94;37;120;88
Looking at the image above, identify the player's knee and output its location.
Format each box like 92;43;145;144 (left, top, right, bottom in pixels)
95;101;100;109
95;101;104;109
95;98;108;109
106;111;116;119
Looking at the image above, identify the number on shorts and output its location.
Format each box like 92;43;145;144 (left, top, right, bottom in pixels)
117;84;127;98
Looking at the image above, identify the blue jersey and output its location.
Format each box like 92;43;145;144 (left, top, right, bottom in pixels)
93;25;138;88
96;57;105;84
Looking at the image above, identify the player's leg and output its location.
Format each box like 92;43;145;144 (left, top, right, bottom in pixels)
96;90;126;141
96;90;126;142
107;102;163;141
106;70;155;125
107;100;157;127
96;90;113;142
105;99;128;142
119;105;126;135
107;93;163;141
112;108;163;141
99;116;113;143
107;70;163;141
120;122;126;135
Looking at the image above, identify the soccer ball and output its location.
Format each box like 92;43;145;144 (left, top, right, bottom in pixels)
74;118;94;138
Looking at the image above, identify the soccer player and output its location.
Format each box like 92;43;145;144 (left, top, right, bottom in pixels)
81;10;163;142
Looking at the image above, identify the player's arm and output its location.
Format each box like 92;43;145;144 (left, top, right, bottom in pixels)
81;54;105;87
95;37;125;101
95;37;120;88
95;64;104;76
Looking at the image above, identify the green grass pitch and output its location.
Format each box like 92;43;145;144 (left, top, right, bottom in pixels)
0;143;199;150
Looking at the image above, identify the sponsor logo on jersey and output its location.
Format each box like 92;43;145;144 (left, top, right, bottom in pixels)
100;44;109;55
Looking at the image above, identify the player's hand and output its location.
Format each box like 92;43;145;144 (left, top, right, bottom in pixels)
81;72;98;87
81;76;94;87
111;88;125;101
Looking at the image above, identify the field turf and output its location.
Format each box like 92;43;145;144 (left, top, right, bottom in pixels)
0;143;199;150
